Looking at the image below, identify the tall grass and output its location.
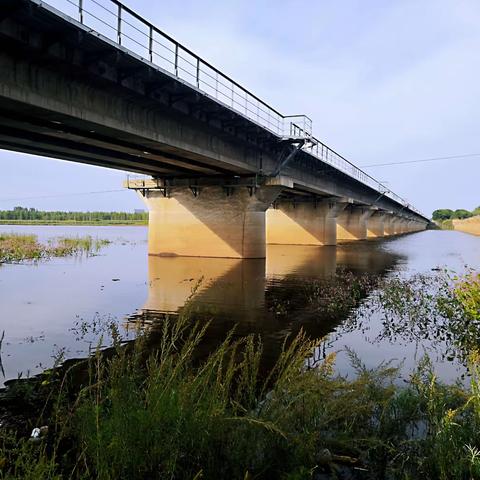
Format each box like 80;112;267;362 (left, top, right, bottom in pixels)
0;234;110;263
1;271;480;479
3;317;480;478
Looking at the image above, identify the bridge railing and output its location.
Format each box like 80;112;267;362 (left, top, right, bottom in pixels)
41;0;424;218
44;0;305;138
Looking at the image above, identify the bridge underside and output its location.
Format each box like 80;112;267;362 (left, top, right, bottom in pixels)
127;179;426;258
0;0;429;258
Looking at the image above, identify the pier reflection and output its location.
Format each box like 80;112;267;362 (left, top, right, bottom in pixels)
139;242;402;329
144;256;266;321
143;245;343;319
131;242;403;370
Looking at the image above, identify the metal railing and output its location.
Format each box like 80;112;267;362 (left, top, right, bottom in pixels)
39;0;425;218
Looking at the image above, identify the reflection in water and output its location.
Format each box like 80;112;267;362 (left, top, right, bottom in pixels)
143;243;401;317
133;242;403;370
144;256;266;321
2;227;480;384
266;245;337;279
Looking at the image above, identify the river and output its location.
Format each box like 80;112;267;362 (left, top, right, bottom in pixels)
1;226;479;385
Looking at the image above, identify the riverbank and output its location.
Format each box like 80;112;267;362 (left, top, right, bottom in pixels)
1;270;480;479
452;215;480;236
0;220;147;226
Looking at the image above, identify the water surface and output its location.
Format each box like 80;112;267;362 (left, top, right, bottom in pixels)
1;226;479;384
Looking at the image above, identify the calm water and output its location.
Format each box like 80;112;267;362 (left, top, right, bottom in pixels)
1;226;480;385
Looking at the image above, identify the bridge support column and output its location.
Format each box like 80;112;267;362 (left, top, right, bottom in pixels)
400;218;409;234
383;214;395;236
337;206;373;241
390;217;402;235
266;199;346;246
140;185;282;258
413;220;425;232
416;221;426;232
366;211;385;238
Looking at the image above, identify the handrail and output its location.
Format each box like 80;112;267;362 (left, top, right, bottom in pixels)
40;0;426;218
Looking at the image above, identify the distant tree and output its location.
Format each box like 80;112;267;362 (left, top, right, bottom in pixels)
472;206;480;216
0;206;148;223
432;209;454;221
453;209;473;220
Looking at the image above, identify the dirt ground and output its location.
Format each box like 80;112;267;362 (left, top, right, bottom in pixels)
453;215;480;236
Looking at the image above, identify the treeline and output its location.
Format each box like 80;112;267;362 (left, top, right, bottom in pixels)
432;207;480;221
0;206;148;223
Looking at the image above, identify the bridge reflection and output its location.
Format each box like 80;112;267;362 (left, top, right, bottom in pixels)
127;242;404;370
138;242;402;324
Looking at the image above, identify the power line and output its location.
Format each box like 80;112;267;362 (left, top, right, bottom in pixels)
360;153;480;168
0;189;126;204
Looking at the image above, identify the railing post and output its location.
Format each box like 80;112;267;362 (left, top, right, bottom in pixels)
78;0;83;23
149;25;153;62
117;4;122;45
196;58;200;88
174;44;179;76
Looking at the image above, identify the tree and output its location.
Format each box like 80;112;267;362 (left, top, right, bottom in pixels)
453;209;473;220
432;209;454;221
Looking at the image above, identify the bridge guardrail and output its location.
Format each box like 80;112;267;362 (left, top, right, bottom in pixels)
40;0;425;218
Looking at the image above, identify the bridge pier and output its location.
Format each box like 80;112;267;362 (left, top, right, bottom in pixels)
390;217;402;235
366;211;385;238
337;206;373;241
383;214;395;236
266;199;345;246
140;185;282;258
410;220;420;232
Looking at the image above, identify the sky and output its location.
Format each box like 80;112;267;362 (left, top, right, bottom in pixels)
1;0;479;216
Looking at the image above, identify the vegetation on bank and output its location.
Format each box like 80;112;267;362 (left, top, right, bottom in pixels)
0;207;148;225
432;207;480;221
0;234;110;263
1;271;480;479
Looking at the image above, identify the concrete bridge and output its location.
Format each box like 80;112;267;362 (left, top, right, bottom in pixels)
0;0;429;258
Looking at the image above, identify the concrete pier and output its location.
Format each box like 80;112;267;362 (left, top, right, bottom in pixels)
366;211;385;238
140;185;282;258
337;206;374;241
266;199;345;246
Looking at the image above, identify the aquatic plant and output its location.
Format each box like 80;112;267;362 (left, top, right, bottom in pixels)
0;234;110;264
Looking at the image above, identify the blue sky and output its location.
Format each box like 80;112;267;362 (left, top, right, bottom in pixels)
1;0;479;215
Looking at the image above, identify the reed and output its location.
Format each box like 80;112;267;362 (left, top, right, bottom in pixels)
0;234;110;263
1;271;480;479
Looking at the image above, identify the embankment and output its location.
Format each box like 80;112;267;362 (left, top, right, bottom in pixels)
452;215;480;236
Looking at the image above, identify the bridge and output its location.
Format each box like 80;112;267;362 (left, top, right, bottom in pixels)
0;0;430;258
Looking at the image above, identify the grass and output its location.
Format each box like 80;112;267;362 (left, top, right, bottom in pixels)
0;234;110;263
0;271;479;479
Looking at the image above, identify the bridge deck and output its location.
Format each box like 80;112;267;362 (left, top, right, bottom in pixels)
0;0;428;222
